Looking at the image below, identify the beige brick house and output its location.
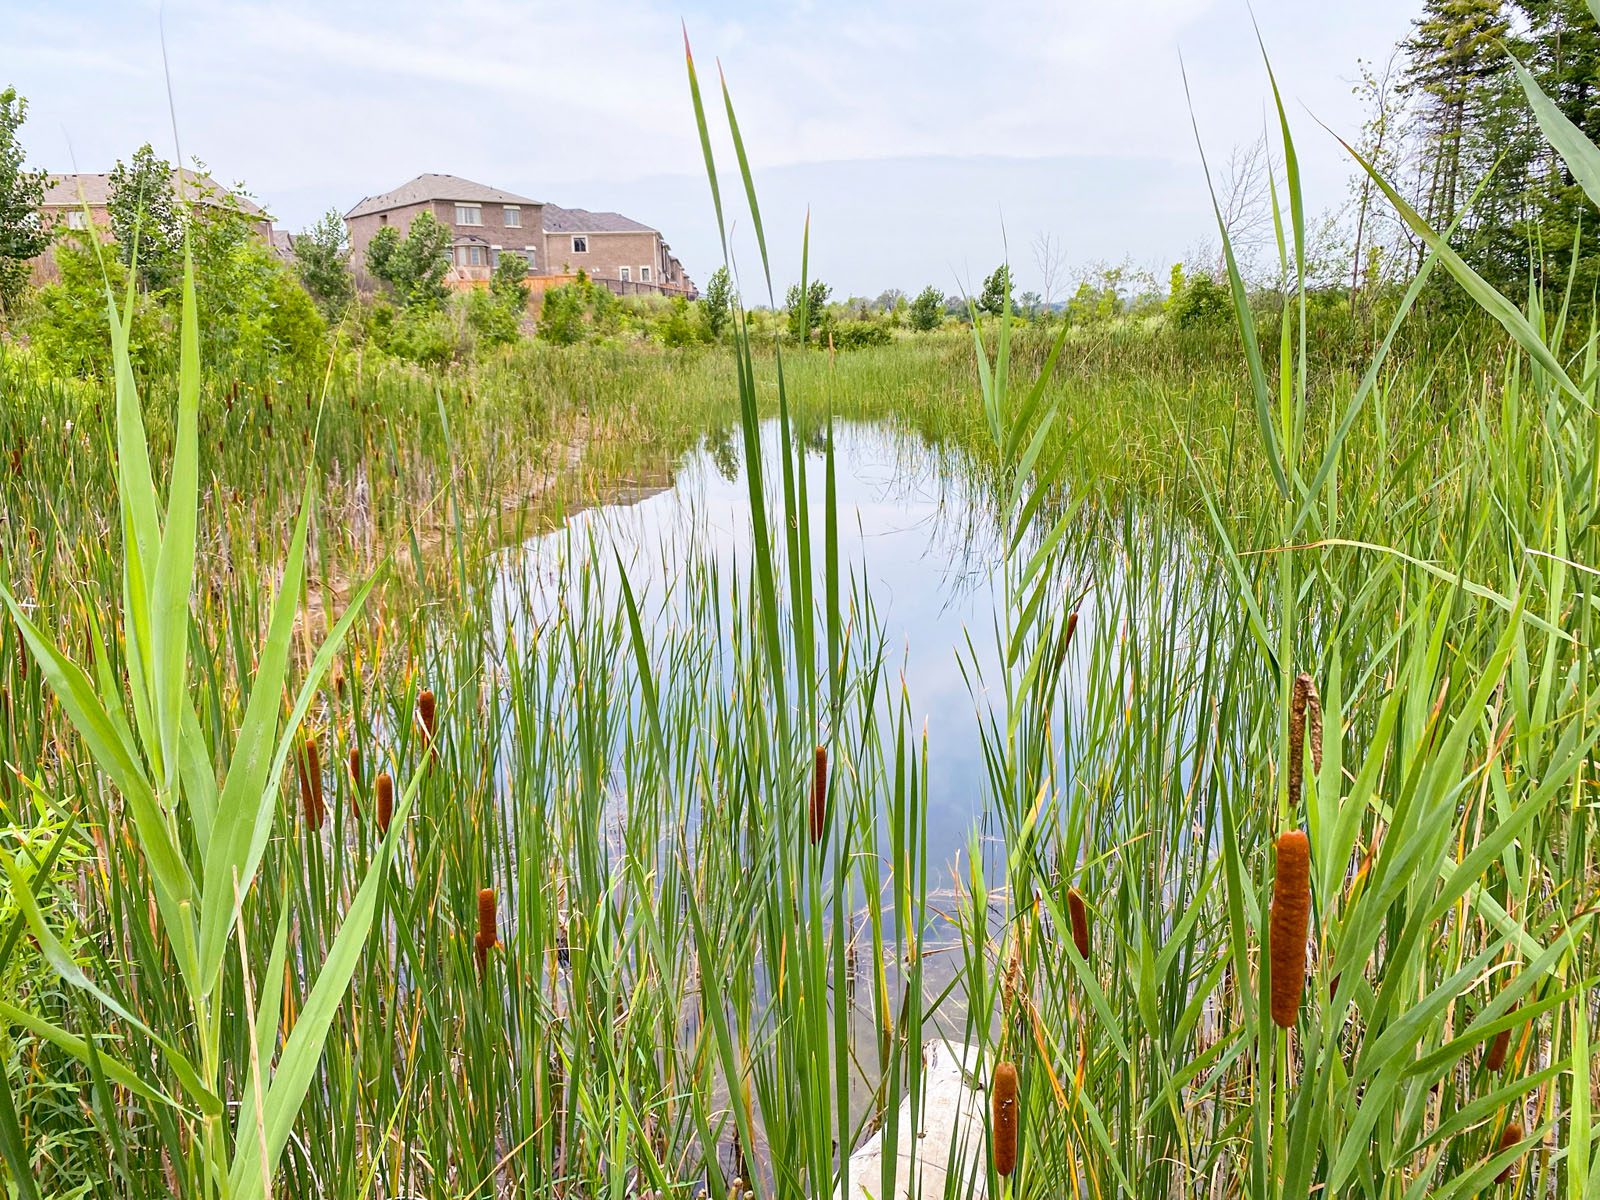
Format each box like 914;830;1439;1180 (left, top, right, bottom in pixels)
344;173;695;297
344;174;545;288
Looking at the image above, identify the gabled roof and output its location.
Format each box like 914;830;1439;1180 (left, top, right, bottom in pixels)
42;169;266;218
542;204;656;235
346;173;541;219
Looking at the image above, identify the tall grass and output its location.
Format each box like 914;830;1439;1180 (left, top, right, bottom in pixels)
0;24;1597;1200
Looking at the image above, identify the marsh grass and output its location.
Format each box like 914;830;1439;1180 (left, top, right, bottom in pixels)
0;24;1596;1200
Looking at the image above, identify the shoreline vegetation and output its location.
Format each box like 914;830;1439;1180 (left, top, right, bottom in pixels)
1;11;1599;1200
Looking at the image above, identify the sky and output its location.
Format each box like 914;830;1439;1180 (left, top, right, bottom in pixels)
4;0;1422;298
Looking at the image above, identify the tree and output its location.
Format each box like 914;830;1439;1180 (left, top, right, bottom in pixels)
784;278;831;343
293;209;355;318
1032;231;1067;310
0;86;47;320
977;264;1013;316
366;211;451;308
29;229;165;377
1401;0;1513;231
107;144;182;293
909;285;944;331
701;265;733;338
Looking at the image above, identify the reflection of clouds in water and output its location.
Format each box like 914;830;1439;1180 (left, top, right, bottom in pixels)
484;421;1191;882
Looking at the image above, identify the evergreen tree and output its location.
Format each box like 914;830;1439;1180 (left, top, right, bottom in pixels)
0;86;48;320
977;264;1013;316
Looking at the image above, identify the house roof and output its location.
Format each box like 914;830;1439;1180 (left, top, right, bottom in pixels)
345;173;541;219
41;170;266;218
542;204;657;235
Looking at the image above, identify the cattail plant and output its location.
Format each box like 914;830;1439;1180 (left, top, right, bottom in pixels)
1269;829;1311;1028
1494;1122;1524;1184
474;887;498;974
297;734;325;831
992;1060;1019;1177
809;744;828;845
418;688;437;741
348;743;362;798
375;771;394;836
1066;887;1090;962
1288;673;1312;811
1486;1005;1519;1072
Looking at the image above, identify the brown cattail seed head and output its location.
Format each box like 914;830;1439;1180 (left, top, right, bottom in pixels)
1305;675;1323;774
474;887;497;973
1067;887;1090;962
417;689;437;741
1494;1122;1523;1184
297;736;325;830
1486;1007;1519;1072
1288;673;1311;812
991;1061;1019;1177
809;745;828;845
1269;829;1312;1028
348;743;362;786
375;771;394;836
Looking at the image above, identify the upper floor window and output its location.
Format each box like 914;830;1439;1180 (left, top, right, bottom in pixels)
639;265;651;282
572;235;587;254
503;206;521;227
455;204;483;226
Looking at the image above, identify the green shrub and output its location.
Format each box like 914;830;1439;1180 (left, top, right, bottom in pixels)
830;319;892;350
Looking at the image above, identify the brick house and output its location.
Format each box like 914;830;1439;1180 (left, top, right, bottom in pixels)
344;174;545;288
344;173;694;297
541;205;696;296
32;169;271;282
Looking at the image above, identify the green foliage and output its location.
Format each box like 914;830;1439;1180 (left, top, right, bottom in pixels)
538;270;621;346
1167;269;1232;329
977;263;1013;316
654;295;707;347
784;278;831;343
106;145;182;294
292;209;355;319
908;285;944;332
829;318;892;350
26;230;165;377
701;265;733;339
0;87;47;320
366;211;451;309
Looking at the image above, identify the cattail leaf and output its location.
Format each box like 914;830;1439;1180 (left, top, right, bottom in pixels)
0;852;215;1114
197;490;313;996
0;590;193;919
1340;134;1586;407
0;1054;37;1200
228;765;424;1200
149;242;202;795
1512;56;1600;215
0;999;173;1112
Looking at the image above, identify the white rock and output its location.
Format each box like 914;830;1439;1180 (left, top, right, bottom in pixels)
832;1039;988;1200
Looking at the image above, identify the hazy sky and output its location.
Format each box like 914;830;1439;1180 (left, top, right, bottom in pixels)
6;0;1421;297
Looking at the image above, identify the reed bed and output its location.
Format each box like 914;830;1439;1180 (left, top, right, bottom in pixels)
0;35;1596;1200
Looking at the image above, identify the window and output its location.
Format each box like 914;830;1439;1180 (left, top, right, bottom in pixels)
503;206;521;227
571;235;587;254
455;204;482;226
619;266;630;283
490;246;502;267
639;265;651;283
523;246;538;268
66;210;87;230
461;245;485;267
